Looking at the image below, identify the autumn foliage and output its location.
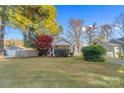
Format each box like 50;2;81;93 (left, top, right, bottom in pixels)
35;35;54;56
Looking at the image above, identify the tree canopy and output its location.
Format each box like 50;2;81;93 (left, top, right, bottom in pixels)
0;5;61;36
0;5;62;49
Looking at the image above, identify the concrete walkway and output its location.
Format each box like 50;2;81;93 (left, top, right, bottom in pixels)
107;57;124;65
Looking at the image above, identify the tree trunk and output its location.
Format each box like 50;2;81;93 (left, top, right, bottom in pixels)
77;40;80;52
26;27;29;41
0;6;6;59
23;27;34;48
88;33;93;45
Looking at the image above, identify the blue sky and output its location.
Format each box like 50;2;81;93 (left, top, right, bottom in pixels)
5;5;124;40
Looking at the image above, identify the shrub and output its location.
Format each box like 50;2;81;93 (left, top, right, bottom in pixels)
54;48;69;57
81;45;106;62
35;35;53;56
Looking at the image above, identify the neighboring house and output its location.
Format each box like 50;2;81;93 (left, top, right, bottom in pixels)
110;38;124;52
98;37;124;58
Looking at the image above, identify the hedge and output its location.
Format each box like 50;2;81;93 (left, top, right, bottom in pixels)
81;45;106;62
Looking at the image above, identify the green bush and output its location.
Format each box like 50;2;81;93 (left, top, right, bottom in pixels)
81;45;106;62
54;48;69;57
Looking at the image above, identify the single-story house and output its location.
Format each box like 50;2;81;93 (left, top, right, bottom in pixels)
50;38;74;56
98;37;124;58
110;38;124;51
50;37;83;56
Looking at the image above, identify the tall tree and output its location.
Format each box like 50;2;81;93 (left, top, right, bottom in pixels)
67;18;84;52
85;23;97;45
11;5;60;36
99;24;113;41
115;13;124;36
0;5;61;48
0;6;6;58
12;6;61;47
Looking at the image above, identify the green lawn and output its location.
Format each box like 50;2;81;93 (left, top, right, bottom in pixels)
0;57;124;88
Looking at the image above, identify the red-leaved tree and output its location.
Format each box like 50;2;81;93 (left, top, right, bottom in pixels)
35;35;54;56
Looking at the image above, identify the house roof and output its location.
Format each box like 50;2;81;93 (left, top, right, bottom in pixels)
108;43;122;47
52;37;72;46
110;37;124;46
53;40;71;46
118;37;124;41
98;41;122;47
6;45;25;50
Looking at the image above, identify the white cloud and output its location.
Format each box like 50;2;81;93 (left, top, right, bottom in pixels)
114;26;120;30
82;26;86;32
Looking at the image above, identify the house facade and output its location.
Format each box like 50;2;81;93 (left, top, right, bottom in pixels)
98;38;124;58
51;37;82;56
50;38;73;56
110;38;124;51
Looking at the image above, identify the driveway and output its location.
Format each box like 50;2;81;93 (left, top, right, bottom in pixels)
107;57;124;65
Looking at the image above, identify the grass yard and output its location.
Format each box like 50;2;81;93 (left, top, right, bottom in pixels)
0;57;124;88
